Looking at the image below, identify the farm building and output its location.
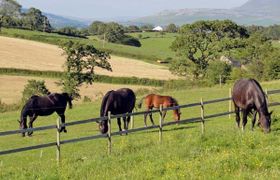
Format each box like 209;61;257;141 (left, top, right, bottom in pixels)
152;26;163;31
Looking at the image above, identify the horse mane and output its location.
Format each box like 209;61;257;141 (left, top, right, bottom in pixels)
249;79;269;114
100;90;114;117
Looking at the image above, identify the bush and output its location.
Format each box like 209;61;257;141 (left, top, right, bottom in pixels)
206;61;232;85
21;80;50;103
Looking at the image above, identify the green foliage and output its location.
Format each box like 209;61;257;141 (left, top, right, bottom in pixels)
56;26;86;38
206;61;232;85
165;23;178;33
171;20;248;79
0;68;165;87
60;41;112;98
21;79;50;103
229;68;248;82
264;51;280;80
0;1;52;32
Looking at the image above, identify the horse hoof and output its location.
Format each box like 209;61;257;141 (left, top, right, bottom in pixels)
64;129;67;133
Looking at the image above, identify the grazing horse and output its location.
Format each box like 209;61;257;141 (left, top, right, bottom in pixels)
99;88;136;135
138;94;181;127
232;79;272;133
19;93;73;137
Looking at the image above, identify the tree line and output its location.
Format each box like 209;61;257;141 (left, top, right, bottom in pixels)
170;20;280;85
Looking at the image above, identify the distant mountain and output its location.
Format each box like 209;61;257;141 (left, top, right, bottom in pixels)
130;0;280;26
43;13;91;29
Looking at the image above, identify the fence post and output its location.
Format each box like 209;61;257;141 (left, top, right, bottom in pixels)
265;88;269;103
107;111;112;155
159;105;163;143
229;88;232;119
200;98;205;134
130;110;134;129
56;118;61;164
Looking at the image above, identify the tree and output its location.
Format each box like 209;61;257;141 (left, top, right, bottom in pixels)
21;80;50;103
22;7;52;32
206;61;231;85
88;21;106;35
166;23;178;33
171;20;248;79
0;0;21;17
60;41;112;98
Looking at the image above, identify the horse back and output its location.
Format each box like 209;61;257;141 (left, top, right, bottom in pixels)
232;79;265;109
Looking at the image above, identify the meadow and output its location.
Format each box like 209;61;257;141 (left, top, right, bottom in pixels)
0;28;176;64
0;80;280;179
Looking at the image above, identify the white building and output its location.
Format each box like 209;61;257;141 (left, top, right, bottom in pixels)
152;26;163;31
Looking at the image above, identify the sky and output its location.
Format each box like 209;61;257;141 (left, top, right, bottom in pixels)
17;0;249;20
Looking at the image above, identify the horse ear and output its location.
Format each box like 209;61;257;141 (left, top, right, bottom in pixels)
17;119;20;123
269;111;273;116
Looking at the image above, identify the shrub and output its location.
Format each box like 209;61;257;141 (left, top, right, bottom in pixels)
21;80;50;103
206;61;232;85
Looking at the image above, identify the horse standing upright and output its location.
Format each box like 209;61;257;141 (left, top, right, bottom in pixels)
19;93;73;137
138;94;181;127
99;88;136;135
232;79;272;133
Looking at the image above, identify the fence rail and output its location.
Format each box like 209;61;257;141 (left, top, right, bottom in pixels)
1;89;279;160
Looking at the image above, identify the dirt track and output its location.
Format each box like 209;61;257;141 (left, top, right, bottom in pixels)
0;36;178;80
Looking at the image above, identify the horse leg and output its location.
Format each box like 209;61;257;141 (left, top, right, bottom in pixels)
117;118;122;135
144;112;148;127
234;104;240;128
149;111;155;126
242;109;248;132
251;111;257;131
28;114;37;136
162;110;167;122
59;114;67;133
123;116;130;135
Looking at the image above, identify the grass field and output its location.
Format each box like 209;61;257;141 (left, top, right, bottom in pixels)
0;36;178;80
0;80;280;179
272;40;280;48
0;75;157;104
0;28;176;64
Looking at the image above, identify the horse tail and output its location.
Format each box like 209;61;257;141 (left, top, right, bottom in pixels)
100;91;113;117
137;97;145;109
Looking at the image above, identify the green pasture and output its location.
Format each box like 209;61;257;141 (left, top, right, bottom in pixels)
272;40;280;48
0;80;280;179
0;28;176;64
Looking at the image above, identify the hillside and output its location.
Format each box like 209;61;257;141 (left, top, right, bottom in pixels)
0;36;177;80
131;0;280;26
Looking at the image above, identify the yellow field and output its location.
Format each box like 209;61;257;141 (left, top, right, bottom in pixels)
0;75;157;104
0;36;178;80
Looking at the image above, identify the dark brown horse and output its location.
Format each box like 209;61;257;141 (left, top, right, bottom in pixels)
138;94;181;127
99;88;136;135
19;93;73;137
232;79;272;133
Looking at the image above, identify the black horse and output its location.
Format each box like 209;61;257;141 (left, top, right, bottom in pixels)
19;93;73;137
232;79;272;133
99;88;136;135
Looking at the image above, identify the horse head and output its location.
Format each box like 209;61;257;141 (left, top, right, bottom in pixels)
174;108;181;121
259;111;272;133
18;118;27;137
98;120;108;134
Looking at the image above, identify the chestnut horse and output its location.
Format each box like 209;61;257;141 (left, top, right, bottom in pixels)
138;94;181;127
232;79;272;133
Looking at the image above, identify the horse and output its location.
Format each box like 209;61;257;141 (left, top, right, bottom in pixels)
232;78;272;133
98;88;136;135
138;94;181;127
18;93;73;137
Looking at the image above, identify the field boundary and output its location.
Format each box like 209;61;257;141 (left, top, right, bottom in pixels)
0;89;279;160
0;68;165;86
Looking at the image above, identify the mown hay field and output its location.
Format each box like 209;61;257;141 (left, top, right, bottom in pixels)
0;36;178;80
0;75;157;104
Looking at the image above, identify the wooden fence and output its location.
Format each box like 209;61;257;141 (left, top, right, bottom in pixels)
1;89;280;162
